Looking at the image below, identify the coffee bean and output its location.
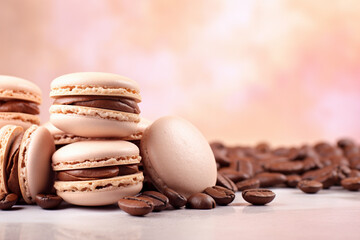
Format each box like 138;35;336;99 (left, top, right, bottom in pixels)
242;189;275;205
266;161;304;174
297;180;322;194
140;191;169;211
203;186;235;205
218;168;250;183
341;177;360;191
314;169;337;189
118;197;154;216
0;193;18;210
349;169;360;178
337;138;355;149
302;156;323;172
255;142;270;153
35;194;63;209
186;193;216;209
236;178;260;191
216;173;238;192
254;172;286;187
229;158;254;177
163;188;187;208
285;175;302;188
302;165;335;180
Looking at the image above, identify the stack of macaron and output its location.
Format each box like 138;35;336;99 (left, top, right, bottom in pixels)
0;76;56;206
0;124;55;205
0;76;41;129
1;72;220;212
48;72;146;206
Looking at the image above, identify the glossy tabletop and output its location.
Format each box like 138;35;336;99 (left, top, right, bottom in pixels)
1;187;359;240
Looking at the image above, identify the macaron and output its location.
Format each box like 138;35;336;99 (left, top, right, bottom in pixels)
42;121;94;146
0;76;41;129
52;140;144;206
42;117;151;147
0;125;23;195
140;116;217;198
49;72;141;138
0;125;55;204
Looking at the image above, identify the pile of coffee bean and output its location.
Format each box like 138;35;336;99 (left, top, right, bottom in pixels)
211;138;360;194
117;185;238;216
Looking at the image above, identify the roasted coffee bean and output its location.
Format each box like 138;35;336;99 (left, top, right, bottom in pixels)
118;196;154;216
230;158;254;177
349;169;360;178
236;178;260;191
203;186;235;205
139;191;169;211
186;193;216;209
314;169;337;189
341;177;360;191
163;188;187;208
302;165;335;180
266;161;304;174
242;189;275;205
0;193;18;210
35;194;63;209
218;168;250;183
337;138;355;149
255;142;270;153
286;175;302;188
254;172;286;188
297;180;322;194
216;173;238;192
211;142;231;167
302;156;323;172
272;147;290;157
227;146;246;159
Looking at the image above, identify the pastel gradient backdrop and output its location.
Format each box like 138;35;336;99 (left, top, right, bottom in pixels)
1;0;359;145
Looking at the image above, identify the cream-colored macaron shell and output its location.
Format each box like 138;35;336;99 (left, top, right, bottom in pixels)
18;125;55;204
52;140;141;171
0;75;42;104
0;112;40;130
141;116;217;198
49;100;140;138
50;72;141;102
0;125;23;193
42;121;95;145
54;173;143;206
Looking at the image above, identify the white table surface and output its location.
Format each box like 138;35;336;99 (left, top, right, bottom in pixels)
1;187;359;240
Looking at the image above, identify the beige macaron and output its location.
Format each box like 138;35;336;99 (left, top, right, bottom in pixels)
0;125;23;194
18;125;56;204
0;76;41;129
52;140;144;206
140;116;217;198
42;117;151;146
49;72;141;138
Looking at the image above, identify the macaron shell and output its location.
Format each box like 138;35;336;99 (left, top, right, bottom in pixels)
52;140;141;171
42;121;94;145
54;173;143;206
141;116;217;198
0;125;23;193
0;75;42;104
49;105;139;138
119;117;152;141
50;72;141;101
18;125;55;204
0;112;40;129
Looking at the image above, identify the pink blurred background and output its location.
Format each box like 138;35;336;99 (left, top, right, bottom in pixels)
1;1;359;146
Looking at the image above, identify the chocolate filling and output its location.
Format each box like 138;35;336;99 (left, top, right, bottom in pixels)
57;164;139;181
53;96;140;114
5;133;24;197
0;100;39;115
